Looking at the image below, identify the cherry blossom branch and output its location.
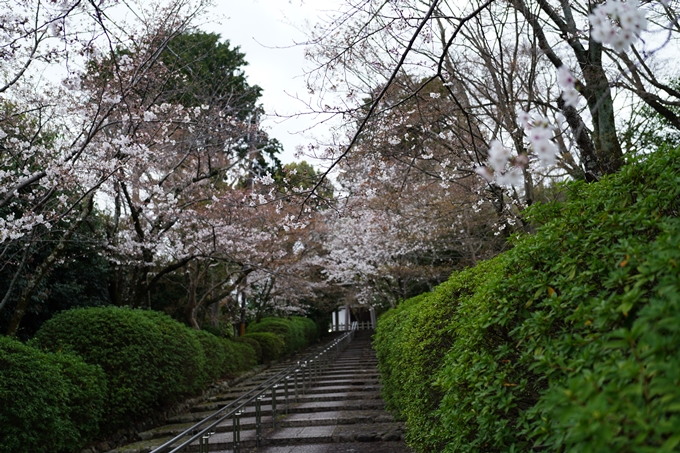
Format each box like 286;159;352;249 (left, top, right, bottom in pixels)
303;0;443;209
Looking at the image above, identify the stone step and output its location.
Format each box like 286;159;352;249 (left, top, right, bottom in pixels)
189;389;381;414
236;441;412;453
170;399;388;424
206;422;404;451
139;410;395;441
193;378;381;406
107;331;411;453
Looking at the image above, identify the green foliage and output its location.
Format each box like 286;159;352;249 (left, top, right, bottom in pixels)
31;307;203;432
191;330;255;380
235;335;263;363
0;211;111;340
0;336;106;453
201;324;230;338
160;31;281;181
160;31;261;116
375;146;680;452
275;161;334;201
244;332;286;362
374;258;509;452
136;310;207;396
247;316;310;354
290;316;320;343
228;340;258;372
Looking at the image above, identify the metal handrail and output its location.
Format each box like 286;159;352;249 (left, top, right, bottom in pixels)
150;330;355;453
330;320;374;331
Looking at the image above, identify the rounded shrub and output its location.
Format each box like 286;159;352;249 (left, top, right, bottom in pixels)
247;317;308;354
244;332;285;362
234;335;263;363
32;306;202;431
192;329;231;381
0;336;106;453
227;339;258;372
137;310;207;397
290;316;319;344
191;330;256;379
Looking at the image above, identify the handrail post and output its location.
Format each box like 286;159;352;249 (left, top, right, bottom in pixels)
233;411;242;453
199;430;214;453
302;361;308;392
294;368;299;403
307;360;313;389
284;376;290;414
255;395;263;447
271;384;278;428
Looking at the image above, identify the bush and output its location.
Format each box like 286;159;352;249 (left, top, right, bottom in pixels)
32;306;202;431
247;317;310;354
244;332;285;362
190;329;229;382
0;336;106;453
192;330;257;379
290;316;319;343
201;324;232;338
374;258;508;451
137;310;207;397
234;335;263;363
227;339;258;372
375;147;680;452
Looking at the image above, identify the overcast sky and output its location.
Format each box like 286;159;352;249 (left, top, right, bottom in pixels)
203;0;341;164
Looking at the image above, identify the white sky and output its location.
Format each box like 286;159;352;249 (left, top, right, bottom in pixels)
203;0;342;164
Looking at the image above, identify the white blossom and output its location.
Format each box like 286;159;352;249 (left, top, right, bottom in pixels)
519;111;560;168
557;66;580;108
589;0;647;52
488;140;512;173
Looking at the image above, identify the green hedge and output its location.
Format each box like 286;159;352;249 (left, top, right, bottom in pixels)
374;258;508;451
227;340;258;372
0;336;106;453
247;316;316;354
137;310;207;398
234;335;263;363
291;316;319;343
32;307;205;431
375;146;680;452
193;329;257;378
245;332;285;362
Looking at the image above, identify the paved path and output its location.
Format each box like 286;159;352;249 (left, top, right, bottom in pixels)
109;330;411;453
243;330;411;453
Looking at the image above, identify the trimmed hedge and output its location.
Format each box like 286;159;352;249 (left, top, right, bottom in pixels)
291;316;319;344
137;310;207;398
0;336;106;453
245;332;285;362
193;329;257;378
5;310;259;452
32;307;192;430
247;316;316;354
374;258;507;451
227;339;258;372
375;146;680;452
235;335;263;363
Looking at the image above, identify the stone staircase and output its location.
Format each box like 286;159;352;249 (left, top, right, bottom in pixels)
108;330;411;453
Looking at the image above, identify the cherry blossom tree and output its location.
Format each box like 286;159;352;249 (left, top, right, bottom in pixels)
303;0;679;189
0;0;291;335
2;0;219;334
294;0;680;308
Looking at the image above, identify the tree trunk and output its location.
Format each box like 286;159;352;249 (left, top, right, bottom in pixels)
6;196;94;336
